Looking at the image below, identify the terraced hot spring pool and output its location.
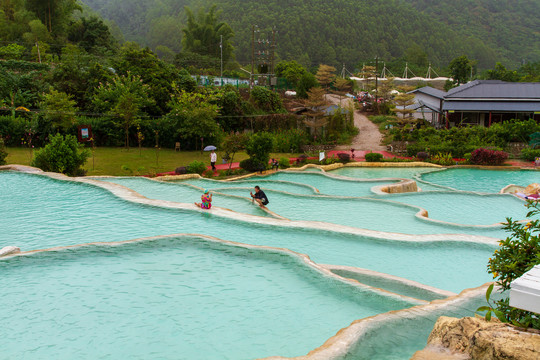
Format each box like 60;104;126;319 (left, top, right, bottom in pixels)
419;168;540;193
1;165;531;359
1;236;414;360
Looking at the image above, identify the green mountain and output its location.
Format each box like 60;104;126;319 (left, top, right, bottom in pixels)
80;0;540;70
404;0;540;68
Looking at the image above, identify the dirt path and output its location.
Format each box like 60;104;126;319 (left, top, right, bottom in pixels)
326;94;386;151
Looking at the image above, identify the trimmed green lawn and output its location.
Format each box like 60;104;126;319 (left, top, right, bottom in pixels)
5;147;298;176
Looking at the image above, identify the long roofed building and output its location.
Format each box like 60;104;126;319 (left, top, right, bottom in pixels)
442;80;540;127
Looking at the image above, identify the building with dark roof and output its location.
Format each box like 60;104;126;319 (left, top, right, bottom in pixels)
442;80;540;127
408;87;446;127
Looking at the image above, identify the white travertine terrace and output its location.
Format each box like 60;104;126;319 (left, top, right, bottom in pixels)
89;175;289;220
2;232;482;359
0;164;44;173
157;167;512;229
322;264;457;299
0;246;20;257
0;165;502;244
0;164;513;359
1;232;427;305
261;285;492;360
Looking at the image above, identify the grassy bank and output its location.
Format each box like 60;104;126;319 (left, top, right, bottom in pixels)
5;147;298;176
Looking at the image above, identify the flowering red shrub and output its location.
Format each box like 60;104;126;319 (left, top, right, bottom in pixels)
470;148;508;165
416;151;429;161
337;152;351;163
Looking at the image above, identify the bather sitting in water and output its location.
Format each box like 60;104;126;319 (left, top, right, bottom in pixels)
195;189;212;209
250;186;269;208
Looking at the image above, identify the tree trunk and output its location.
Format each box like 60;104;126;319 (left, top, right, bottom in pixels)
48;0;52;33
125;122;129;150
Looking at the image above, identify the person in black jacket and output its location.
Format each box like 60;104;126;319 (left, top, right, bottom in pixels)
250;186;269;208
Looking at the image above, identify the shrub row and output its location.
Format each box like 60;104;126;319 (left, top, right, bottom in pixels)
392;119;540;158
239;158;266;172
521;148;540;161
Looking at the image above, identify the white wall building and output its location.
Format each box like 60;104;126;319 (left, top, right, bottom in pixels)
408;87;446;127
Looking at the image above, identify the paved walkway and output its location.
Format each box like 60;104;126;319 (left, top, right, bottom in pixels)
325;94;386;152
506;160;537;168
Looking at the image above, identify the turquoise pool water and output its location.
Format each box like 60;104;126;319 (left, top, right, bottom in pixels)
1;166;528;359
386;192;527;225
176;177;319;195
420;168;540;193
341;290;503;360
215;187;508;237
330;269;447;302
258;172;398;196
94;176;510;236
330;167;438;180
1;172;494;292
179;172;397;197
0;237;411;359
96;177;270;217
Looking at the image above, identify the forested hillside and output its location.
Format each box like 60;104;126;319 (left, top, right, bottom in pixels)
81;0;539;70
81;0;188;52
404;0;540;68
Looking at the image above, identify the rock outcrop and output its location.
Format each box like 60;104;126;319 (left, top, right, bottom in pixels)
411;316;540;360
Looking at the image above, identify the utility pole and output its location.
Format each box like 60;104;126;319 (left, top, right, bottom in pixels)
375;56;379;106
220;35;223;84
251;25;256;90
270;27;277;89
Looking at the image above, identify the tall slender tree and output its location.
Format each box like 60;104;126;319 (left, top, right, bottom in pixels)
315;64;336;91
333;78;352;104
303;87;328;137
393;86;415;123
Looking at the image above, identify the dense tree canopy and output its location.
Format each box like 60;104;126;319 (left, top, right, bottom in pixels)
449;55;473;85
181;5;234;65
484;63;520;82
113;43;186;116
67;16;117;55
82;0;539;71
25;0;81;35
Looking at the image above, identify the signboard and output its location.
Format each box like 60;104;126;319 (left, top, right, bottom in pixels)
77;125;93;143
